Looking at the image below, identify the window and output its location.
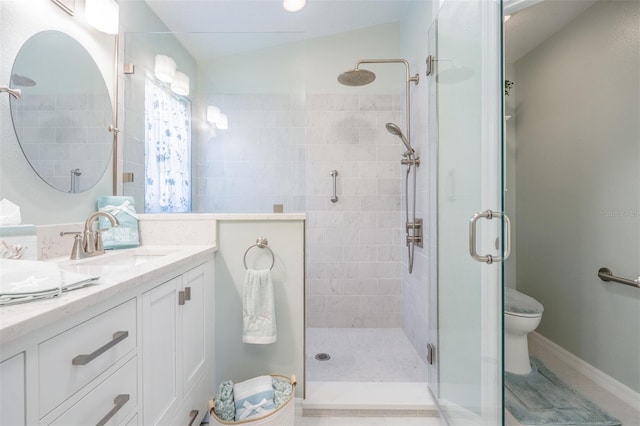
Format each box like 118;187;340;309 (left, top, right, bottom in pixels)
144;76;192;213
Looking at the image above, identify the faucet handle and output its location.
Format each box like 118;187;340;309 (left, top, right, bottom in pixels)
94;228;110;253
60;231;83;260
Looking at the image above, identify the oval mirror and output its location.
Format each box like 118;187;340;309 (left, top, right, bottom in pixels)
9;30;114;193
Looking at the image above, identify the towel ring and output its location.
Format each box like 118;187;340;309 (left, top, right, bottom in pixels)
243;237;275;271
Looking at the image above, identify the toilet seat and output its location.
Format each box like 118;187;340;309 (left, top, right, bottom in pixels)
504;287;543;317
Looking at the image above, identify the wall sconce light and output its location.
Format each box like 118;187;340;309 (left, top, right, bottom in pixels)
154;55;176;83
85;0;119;34
171;71;190;96
283;0;306;12
207;106;221;123
207;105;228;130
217;113;228;130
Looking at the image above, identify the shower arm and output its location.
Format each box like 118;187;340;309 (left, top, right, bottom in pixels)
0;85;21;99
354;59;419;145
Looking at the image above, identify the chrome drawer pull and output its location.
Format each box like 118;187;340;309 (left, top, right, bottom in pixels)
72;331;129;366
96;394;129;426
188;409;199;426
184;286;192;301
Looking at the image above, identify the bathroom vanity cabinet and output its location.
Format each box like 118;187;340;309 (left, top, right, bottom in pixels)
0;246;215;426
142;263;209;426
0;353;25;425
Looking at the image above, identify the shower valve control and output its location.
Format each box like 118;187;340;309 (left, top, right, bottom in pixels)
406;218;424;248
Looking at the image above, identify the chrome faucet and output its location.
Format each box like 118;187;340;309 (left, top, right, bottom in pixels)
60;211;120;260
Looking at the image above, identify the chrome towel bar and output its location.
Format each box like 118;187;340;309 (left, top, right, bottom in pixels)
597;267;639;288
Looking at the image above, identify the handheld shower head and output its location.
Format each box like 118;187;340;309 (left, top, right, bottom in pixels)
386;122;414;157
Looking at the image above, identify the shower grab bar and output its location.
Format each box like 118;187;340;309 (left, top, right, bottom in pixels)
330;170;338;203
597;268;640;288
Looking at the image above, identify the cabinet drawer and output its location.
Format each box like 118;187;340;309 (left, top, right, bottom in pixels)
45;356;137;426
39;299;136;417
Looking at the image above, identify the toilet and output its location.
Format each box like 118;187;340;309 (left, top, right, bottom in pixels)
504;287;544;375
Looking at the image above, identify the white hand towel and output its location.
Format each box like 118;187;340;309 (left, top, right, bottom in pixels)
242;268;277;344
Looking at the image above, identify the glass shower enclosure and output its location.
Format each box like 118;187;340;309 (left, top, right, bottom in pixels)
429;0;505;424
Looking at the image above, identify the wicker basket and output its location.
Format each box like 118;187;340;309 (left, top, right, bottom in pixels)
208;374;296;426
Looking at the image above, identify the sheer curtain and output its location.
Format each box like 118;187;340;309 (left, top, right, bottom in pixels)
144;76;192;213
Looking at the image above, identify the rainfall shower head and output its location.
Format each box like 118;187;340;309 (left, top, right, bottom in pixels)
337;68;376;86
11;74;36;87
386;122;414;157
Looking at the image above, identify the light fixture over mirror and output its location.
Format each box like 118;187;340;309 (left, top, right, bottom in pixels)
85;0;119;34
171;71;190;96
207;106;228;130
154;54;176;83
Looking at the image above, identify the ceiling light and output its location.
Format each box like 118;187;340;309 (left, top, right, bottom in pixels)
154;55;176;83
85;0;119;34
171;71;190;96
283;0;306;12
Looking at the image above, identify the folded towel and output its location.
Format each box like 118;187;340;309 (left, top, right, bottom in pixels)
97;196;140;250
272;376;293;407
214;380;235;421
233;375;276;421
242;269;277;344
0;259;99;305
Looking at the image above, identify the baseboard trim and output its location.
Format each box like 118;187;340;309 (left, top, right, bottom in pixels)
530;332;640;408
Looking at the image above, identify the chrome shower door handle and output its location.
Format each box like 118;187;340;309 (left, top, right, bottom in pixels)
469;210;511;264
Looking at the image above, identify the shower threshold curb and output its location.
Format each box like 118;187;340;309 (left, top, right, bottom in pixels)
303;381;437;413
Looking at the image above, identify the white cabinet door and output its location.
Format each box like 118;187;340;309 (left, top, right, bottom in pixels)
142;277;180;425
181;264;206;396
0;353;25;426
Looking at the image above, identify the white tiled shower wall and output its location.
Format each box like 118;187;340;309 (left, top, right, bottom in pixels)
195;93;404;327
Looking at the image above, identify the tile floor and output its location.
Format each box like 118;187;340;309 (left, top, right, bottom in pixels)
504;336;640;426
301;328;639;426
306;328;429;382
295;403;446;426
303;328;438;425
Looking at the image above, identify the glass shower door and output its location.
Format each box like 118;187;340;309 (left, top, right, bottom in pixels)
431;0;505;424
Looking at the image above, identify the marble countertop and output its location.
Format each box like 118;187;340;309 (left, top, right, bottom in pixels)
0;245;216;345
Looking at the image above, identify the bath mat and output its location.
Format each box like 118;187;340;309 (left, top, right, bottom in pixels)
505;357;621;425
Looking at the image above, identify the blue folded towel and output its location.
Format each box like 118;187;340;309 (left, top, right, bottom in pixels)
242;269;277;344
233;375;276;421
214;380;235;421
96;196;140;249
272;377;293;407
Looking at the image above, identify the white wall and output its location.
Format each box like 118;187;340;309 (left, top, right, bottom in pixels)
195;23;410;328
515;0;639;392
0;0;115;225
214;219;305;396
